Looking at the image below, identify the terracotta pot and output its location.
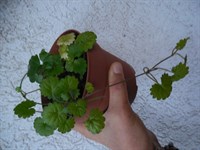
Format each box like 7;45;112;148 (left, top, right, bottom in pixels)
42;30;137;116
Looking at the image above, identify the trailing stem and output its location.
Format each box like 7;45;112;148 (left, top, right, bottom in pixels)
85;45;187;99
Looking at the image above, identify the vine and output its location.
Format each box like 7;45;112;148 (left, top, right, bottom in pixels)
13;31;189;136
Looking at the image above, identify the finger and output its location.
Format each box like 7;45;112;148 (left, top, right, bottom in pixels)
108;62;130;111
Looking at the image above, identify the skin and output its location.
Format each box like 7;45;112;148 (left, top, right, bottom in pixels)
75;62;161;150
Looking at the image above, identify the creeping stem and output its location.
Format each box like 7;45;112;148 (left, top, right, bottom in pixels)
18;73;42;105
85;47;186;99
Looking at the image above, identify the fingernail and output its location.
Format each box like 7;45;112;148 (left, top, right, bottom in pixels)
113;62;123;74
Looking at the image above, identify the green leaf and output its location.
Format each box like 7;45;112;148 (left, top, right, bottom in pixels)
58;118;75;133
27;55;41;83
67;99;87;117
41;52;64;78
161;73;172;87
42;103;66;128
63;76;79;90
35;74;43;83
14;100;36;118
40;76;59;100
52;85;71;102
171;62;189;81
175;37;189;50
150;83;172;100
57;76;80;100
34;117;55;136
65;58;87;77
68;31;96;59
150;73;172;100
68;44;84;59
27;49;64;83
15;86;21;93
85;82;94;94
75;31;97;52
39;49;49;62
40;76;80;102
57;33;75;46
85;109;105;134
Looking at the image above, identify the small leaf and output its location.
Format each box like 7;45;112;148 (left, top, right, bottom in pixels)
75;31;97;52
58;118;75;133
40;76;80;102
150;73;172;100
171;62;189;81
150;83;172;100
27;55;41;83
57;33;75;46
42;103;66;128
59;76;80;100
161;73;172;87
67;31;97;59
65;58;87;77
34;117;55;136
85;109;105;134
27;49;64;83
41;53;64;78
67;99;87;117
39;49;49;62
14;100;36;118
58;45;69;60
35;74;43;83
68;44;84;59
85;82;94;94
15;86;21;93
175;37;189;50
40;76;59;100
63;76;79;90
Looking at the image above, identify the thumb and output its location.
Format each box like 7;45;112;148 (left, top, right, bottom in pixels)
108;62;130;111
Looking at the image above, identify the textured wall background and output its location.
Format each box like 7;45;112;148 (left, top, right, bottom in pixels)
0;0;200;149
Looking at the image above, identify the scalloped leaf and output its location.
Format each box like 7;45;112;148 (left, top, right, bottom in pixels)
40;76;59;100
67;31;96;59
42;103;66;128
39;49;49;62
40;76;79;102
161;73;172;87
14;100;36;118
85;109;105;134
67;99;87;117
27;55;41;83
58;118;75;133
150;83;172;100
65;58;87;77
34;117;55;136
15;86;22;93
85;82;94;94
175;37;189;50
58;45;69;60
58;76;80;100
27;49;64;83
171;62;189;81
57;33;75;46
68;44;83;59
75;31;97;52
150;73;172;100
40;51;64;78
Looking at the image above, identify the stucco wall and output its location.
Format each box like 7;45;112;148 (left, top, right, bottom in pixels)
0;0;200;149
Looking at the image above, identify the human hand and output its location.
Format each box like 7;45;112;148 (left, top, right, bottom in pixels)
75;62;160;150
